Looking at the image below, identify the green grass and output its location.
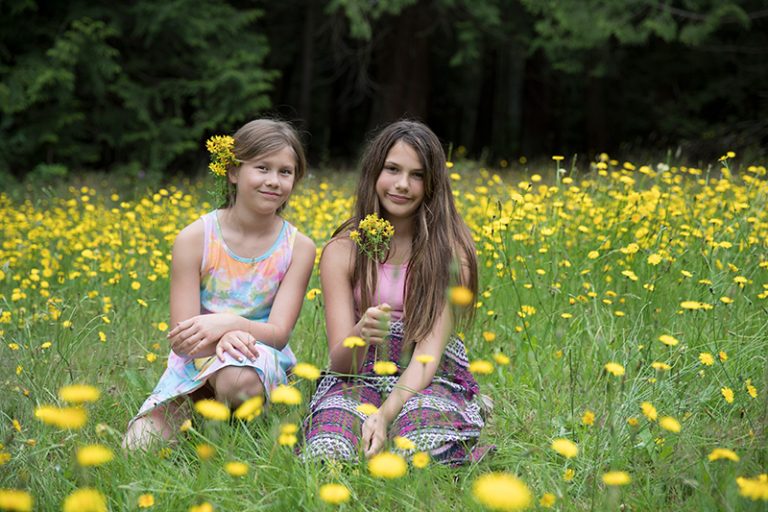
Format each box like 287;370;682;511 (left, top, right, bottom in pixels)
1;158;767;511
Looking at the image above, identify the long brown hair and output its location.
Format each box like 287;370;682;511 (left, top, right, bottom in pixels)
333;120;478;344
221;119;307;211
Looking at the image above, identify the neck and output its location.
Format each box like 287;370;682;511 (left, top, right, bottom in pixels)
223;203;279;235
384;214;415;239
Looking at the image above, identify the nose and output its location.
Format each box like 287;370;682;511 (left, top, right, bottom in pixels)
265;170;279;187
394;173;409;191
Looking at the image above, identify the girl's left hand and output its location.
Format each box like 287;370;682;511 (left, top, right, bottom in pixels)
168;313;240;355
361;413;388;458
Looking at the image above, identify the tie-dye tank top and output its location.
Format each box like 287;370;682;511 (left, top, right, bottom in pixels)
200;211;297;321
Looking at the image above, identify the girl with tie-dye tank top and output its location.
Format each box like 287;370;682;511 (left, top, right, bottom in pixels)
124;120;316;450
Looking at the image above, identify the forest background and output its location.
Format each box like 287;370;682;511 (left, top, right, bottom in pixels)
1;0;767;184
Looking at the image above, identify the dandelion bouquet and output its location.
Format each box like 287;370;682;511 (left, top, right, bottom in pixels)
350;213;394;262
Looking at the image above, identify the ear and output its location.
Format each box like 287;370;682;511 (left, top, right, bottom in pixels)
227;166;239;185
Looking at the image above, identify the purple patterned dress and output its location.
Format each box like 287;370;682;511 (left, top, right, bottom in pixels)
302;264;490;465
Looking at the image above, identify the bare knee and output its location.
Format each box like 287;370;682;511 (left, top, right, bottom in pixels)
210;367;264;406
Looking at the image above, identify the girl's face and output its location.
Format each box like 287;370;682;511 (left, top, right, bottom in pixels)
375;140;425;221
230;145;297;214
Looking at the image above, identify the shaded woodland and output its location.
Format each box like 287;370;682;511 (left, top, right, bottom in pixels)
1;0;767;178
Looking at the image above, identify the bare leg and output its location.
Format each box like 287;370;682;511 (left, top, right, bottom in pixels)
207;366;264;407
122;399;185;451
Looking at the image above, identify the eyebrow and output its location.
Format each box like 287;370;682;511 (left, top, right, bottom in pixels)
384;160;424;171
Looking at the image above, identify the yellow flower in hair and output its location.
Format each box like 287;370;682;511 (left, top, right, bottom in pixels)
206;135;237;177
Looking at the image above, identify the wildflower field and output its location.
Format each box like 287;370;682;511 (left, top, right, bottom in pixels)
1;155;767;511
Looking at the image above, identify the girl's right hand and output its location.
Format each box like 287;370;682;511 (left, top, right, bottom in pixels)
216;330;260;362
357;303;391;346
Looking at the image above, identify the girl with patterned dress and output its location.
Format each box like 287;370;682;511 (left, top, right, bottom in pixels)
302;120;490;464
124;120;316;449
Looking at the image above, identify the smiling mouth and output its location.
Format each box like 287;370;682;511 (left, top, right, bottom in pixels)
259;191;281;198
387;193;410;203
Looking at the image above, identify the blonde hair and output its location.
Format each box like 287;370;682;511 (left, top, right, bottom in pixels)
221;119;306;210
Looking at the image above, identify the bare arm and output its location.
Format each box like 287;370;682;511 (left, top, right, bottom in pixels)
170;229;316;357
361;255;471;457
323;238;390;374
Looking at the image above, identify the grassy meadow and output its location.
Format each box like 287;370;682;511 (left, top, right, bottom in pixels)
1;154;767;511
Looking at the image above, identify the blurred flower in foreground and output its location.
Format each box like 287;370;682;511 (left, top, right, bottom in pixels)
270;385;302;405
736;474;768;501
63;488;107;512
0;489;33;512
368;452;407;479
551;438;578;459
708;448;739;462
194;399;230;421
34;406;87;430
76;445;114;467
472;472;532;511
602;471;631;486
319;483;350;505
58;384;100;404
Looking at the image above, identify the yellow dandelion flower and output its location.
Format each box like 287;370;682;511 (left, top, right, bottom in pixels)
234;395;264;421
368;452;407;479
472;472;532;511
659;335;680;346
551;438;579;459
179;419;192;432
137;494;155;508
469;360;494;375
582;410;595;426
224;461;249;477
552;155;565;161
58;384;100;404
746;380;758;399
699;352;715;366
680;300;705;310
293;362;321;381
647;253;662;265
0;489;33;512
415;354;435;364
76;445;114;466
736;474;768;501
718;351;728;362
708;448;739;462
195;443;215;460
373;361;398;375
721;387;735;404
306;288;321;301
659;416;681;433
604;362;625;377
157;322;168;331
412;451;430;469
34;406;87;430
319;483;350;505
270;385;302;405
493;353;510;365
194;399;230;421
539;493;556;508
651;361;671;371
482;331;496;342
394;436;416;451
449;286;474;307
62;488;107;512
278;433;298;447
189;502;214;512
602;471;631;486
342;336;365;348
627;417;639;427
563;468;575;481
356;403;379;415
